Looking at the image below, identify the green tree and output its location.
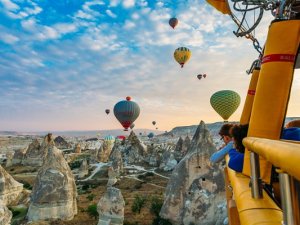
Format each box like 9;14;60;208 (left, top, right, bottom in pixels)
131;195;146;214
87;204;99;219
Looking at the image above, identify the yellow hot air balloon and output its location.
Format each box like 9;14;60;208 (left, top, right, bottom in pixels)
210;90;241;122
174;47;191;68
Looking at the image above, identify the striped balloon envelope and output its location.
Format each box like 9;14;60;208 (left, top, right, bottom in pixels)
210;90;241;121
104;135;115;143
113;97;140;131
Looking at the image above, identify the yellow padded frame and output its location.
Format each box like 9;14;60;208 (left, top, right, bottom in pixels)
226;156;282;225
243;20;300;183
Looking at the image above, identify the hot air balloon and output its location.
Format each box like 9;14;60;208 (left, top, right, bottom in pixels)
210;90;241;122
156;127;158;130
174;47;191;68
203;74;207;78
105;109;110;115
116;135;126;141
148;132;154;139
152;121;156;126
169;17;178;29
197;74;202;80
113;96;140;131
104;135;115;143
130;123;135;129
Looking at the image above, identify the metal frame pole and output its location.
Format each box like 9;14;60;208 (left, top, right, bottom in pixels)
250;152;263;198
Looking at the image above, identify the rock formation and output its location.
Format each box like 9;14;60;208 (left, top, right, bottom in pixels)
97;187;125;225
84;139;101;151
97;141;114;162
78;159;89;179
174;136;191;162
109;144;123;176
160;121;226;225
74;143;81;154
27;134;77;221
0;201;12;225
22;139;45;167
0;165;23;206
163;153;177;171
54;136;71;149
5;152;13;167
123;132;147;164
107;167;118;187
12;148;26;165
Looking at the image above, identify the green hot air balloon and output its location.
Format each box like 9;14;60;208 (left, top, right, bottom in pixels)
210;90;241;122
114;96;140;131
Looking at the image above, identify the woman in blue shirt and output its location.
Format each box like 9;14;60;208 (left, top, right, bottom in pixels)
210;124;234;163
228;124;249;173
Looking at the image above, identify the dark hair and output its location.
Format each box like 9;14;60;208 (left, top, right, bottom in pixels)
230;124;249;153
219;124;234;136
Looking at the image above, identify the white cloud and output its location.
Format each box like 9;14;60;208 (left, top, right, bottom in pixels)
156;1;164;7
131;12;139;20
106;9;117;18
36;26;59;40
21;18;37;31
54;23;78;35
123;20;136;29
75;10;94;20
137;0;147;7
0;33;19;44
123;0;135;8
0;0;19;11
109;0;120;7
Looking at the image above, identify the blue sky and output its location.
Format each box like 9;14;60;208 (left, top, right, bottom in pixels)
0;0;299;131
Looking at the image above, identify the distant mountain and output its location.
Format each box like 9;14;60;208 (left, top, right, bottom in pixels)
1;117;299;138
0;131;19;136
0;129;163;138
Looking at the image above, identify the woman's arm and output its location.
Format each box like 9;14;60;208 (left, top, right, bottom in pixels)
210;141;234;163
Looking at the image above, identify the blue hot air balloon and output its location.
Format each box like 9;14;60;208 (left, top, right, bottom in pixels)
113;96;140;131
148;132;154;139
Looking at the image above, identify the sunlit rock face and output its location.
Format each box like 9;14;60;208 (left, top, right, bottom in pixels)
160;121;226;225
27;134;77;222
163;153;177;171
5;152;13;167
74;143;81;154
114;131;147;164
109;143;123;176
0;201;12;225
174;136;191;162
0;166;23;206
22;139;45;167
97;141;114;162
54;136;71;149
78;159;89;179
97;187;125;225
12;148;26;165
107;167;118;187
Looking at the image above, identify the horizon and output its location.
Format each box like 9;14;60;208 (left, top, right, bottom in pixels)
1;0;299;131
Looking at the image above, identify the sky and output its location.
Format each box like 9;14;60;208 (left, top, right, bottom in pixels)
0;0;299;132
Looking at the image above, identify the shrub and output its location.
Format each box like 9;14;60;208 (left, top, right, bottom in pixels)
131;195;146;214
86;193;96;201
124;221;140;225
82;184;90;190
150;197;164;217
152;217;173;225
133;182;142;190
20;181;32;190
87;204;98;219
